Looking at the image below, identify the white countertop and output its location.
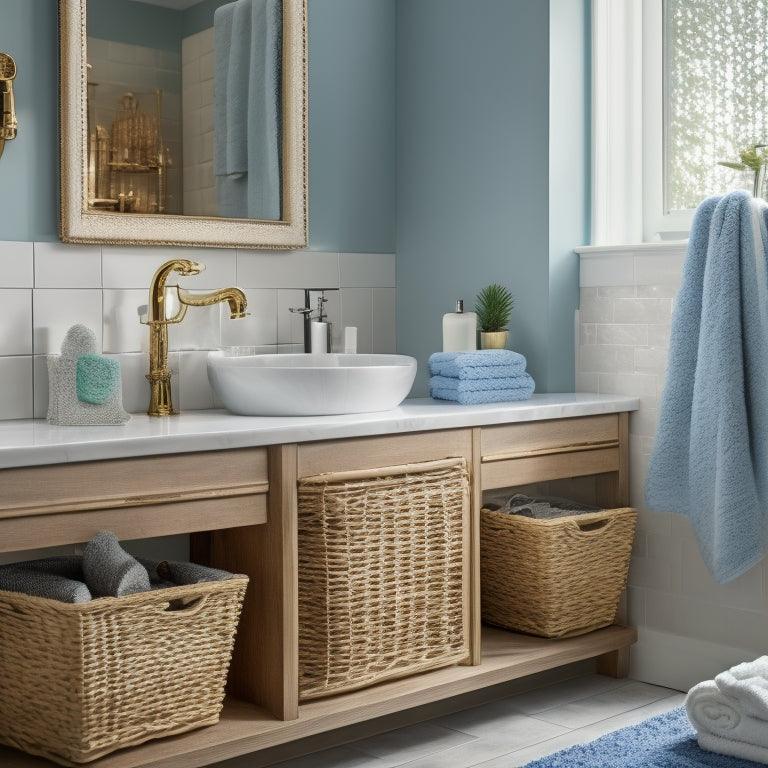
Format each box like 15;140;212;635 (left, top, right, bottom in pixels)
0;393;639;469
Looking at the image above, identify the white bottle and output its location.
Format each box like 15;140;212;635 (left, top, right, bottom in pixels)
442;299;477;352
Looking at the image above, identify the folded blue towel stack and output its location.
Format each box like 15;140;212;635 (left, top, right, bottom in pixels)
428;349;535;405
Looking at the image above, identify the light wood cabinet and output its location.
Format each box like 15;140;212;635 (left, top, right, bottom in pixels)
0;413;636;768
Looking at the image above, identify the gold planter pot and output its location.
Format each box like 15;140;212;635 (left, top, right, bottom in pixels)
480;330;508;349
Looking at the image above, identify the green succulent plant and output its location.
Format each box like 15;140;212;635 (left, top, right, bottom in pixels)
474;283;514;332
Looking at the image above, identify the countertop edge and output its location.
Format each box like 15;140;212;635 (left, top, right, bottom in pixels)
0;394;640;469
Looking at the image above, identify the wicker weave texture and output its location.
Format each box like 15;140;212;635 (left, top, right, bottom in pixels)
298;458;470;700
480;507;636;638
0;577;248;766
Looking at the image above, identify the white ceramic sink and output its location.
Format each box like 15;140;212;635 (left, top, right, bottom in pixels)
207;351;418;416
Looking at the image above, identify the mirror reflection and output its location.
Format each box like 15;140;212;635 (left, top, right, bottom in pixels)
86;0;281;220
59;0;306;249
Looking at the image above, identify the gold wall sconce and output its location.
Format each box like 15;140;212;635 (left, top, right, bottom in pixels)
0;52;17;162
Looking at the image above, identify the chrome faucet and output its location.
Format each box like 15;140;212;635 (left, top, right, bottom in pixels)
290;288;337;353
142;259;247;416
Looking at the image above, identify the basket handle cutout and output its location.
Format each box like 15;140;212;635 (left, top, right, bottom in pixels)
574;518;610;533
158;594;210;616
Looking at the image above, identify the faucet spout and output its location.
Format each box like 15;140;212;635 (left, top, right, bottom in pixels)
177;286;248;319
143;259;247;417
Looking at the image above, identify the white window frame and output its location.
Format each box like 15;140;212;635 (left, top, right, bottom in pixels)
591;0;692;245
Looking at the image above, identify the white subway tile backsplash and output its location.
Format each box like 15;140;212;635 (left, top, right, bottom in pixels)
34;242;101;288
372;287;397;353
634;252;685;286
103;289;147;353
220;288;277;347
277;288;306;345
340;288;373;354
1;241;392;419
114;352;150;414
612;298;673;324
579;253;633;287
340;252;396;288
238;250;340;289
0;357;33;419
178;351;216;411
596;324;648;346
0;241;33;287
0;290;32;355
32;289;103;355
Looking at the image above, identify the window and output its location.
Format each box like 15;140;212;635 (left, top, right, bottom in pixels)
592;0;768;245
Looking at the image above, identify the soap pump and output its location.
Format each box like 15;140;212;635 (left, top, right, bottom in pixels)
442;299;477;352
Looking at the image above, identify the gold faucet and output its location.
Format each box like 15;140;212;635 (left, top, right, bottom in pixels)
143;259;247;416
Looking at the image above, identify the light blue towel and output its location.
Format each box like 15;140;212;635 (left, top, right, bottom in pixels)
430;372;535;405
214;0;282;220
428;349;527;379
645;190;768;583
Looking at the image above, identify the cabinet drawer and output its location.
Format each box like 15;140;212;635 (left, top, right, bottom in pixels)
298;429;473;477
0;448;269;551
0;448;268;517
481;415;621;490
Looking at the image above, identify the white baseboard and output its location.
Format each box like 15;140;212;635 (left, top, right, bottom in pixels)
629;626;761;691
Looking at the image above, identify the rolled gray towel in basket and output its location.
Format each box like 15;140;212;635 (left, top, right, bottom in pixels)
83;531;151;597
138;557;233;585
0;565;92;603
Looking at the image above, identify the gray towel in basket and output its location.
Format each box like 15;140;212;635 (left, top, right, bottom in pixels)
139;557;234;585
83;531;151;597
484;493;601;520
0;563;92;603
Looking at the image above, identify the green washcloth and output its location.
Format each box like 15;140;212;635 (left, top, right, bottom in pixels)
76;354;121;405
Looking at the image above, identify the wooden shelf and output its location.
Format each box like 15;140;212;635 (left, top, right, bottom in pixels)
0;624;637;768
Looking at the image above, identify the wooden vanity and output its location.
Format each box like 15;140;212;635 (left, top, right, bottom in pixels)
0;394;638;768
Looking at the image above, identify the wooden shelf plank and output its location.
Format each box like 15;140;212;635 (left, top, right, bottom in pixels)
0;624;636;768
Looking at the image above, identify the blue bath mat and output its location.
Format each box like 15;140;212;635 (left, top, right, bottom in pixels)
521;706;762;767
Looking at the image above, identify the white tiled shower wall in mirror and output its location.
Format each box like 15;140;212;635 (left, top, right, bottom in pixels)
0;242;396;420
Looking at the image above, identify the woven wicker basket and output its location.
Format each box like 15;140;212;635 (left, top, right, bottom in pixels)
0;576;248;766
480;506;636;638
298;458;470;700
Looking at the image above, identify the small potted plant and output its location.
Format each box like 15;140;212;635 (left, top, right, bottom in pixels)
474;283;514;349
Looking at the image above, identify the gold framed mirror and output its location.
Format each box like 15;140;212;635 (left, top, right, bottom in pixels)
59;0;307;249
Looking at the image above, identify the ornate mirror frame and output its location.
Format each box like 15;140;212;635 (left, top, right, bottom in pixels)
58;0;307;249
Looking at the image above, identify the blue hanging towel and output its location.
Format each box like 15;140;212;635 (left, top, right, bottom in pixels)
645;190;768;583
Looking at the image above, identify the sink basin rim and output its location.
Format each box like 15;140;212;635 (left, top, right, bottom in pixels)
207;351;418;416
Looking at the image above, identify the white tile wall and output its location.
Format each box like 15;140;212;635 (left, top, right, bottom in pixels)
0;242;397;420
577;244;768;691
182;28;217;216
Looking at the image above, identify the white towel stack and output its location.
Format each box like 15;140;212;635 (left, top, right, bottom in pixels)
685;656;768;764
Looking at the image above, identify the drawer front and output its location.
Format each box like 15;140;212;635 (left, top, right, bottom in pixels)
480;415;621;490
298;429;473;477
481;414;619;461
0;448;268;517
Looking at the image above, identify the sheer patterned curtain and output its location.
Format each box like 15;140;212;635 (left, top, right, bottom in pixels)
665;0;768;212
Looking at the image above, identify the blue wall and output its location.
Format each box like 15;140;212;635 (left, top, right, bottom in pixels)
0;0;397;252
397;0;588;394
0;0;587;392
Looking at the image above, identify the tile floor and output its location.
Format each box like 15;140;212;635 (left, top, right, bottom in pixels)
213;670;686;768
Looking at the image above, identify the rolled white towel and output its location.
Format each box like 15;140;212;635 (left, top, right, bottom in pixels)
715;656;768;719
685;680;742;738
686;678;768;763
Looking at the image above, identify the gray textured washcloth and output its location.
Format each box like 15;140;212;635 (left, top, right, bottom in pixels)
0;564;92;603
139;557;233;585
484;493;601;520
7;555;85;579
83;531;151;597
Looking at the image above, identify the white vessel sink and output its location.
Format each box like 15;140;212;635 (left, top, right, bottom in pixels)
207;351;418;416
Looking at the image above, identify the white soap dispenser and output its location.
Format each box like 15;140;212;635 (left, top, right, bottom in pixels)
442;299;477;352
